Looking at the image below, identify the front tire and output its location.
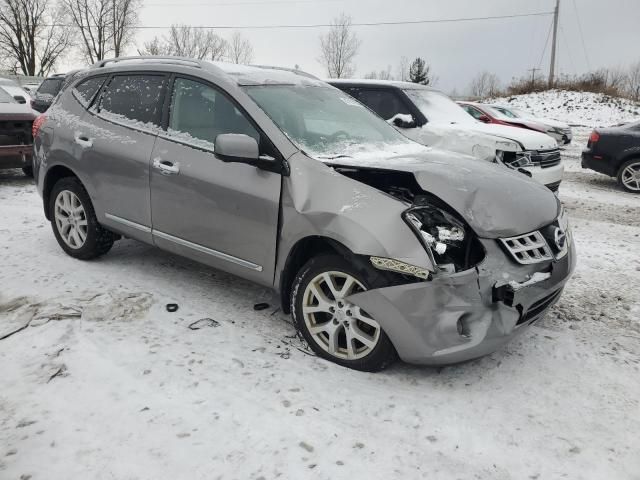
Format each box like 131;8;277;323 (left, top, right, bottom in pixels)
49;177;115;260
291;254;396;372
617;158;640;193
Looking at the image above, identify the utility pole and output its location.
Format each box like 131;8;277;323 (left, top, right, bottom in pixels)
528;67;540;89
548;0;560;87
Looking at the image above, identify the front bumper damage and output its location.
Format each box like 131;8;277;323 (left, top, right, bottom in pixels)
346;238;576;365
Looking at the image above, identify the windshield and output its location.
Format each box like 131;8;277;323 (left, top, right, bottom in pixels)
404;89;476;125
244;85;413;159
37;77;63;96
491;106;519;119
0;87;15;103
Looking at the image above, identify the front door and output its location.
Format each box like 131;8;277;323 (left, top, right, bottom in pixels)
150;77;282;285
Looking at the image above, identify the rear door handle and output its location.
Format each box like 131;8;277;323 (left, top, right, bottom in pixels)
153;157;180;175
74;134;93;148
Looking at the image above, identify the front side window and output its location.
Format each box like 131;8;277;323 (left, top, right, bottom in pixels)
167;77;259;149
245;85;418;160
98;75;165;127
405;89;476;125
356;89;411;120
37;78;63;96
73;76;106;106
462;104;485;120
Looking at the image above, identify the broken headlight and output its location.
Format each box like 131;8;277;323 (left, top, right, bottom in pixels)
402;204;483;273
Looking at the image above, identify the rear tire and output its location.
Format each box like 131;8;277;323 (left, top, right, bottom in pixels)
22;166;33;177
617;158;640;193
291;254;397;372
49;177;116;260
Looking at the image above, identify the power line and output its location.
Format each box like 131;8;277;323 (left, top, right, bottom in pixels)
44;11;554;30
572;0;591;71
145;0;340;6
537;17;554;70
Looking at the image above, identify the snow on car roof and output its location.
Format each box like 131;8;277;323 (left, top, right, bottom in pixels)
212;62;325;87
328;78;438;91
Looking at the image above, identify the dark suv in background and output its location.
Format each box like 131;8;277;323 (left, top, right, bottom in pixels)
31;72;80;113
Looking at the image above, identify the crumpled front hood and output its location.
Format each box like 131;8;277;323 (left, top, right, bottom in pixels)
330;147;560;239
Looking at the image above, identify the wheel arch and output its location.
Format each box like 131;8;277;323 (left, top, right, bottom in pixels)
278;236;356;314
43;165;82;220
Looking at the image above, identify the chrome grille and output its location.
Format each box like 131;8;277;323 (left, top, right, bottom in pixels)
500;231;553;264
530;149;561;169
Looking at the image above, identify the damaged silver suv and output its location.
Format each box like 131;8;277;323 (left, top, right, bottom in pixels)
33;57;576;371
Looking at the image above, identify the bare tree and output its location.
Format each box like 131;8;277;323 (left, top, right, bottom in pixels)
111;0;140;57
627;61;640;100
469;71;501;98
136;27;227;61
227;31;253;64
137;35;170;56
163;25;227;60
62;0;138;62
62;0;113;62
318;13;360;78
363;65;393;80
0;0;72;76
396;56;409;81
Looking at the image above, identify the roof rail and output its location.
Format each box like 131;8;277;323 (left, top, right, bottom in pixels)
250;64;319;80
92;56;205;69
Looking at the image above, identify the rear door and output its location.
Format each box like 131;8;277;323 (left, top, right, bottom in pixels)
149;76;282;285
82;73;167;242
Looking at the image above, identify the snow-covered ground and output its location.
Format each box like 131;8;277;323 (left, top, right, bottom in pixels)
1;93;640;479
490;89;640;128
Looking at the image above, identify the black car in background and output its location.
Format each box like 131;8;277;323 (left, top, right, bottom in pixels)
582;120;640;193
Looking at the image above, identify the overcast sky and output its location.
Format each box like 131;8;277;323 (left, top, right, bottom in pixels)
71;0;640;93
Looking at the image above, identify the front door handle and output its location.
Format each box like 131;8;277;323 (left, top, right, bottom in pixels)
74;134;93;148
153;157;180;175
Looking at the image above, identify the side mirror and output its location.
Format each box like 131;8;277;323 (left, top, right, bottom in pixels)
392;115;416;129
13;95;26;104
478;115;491;123
214;133;278;170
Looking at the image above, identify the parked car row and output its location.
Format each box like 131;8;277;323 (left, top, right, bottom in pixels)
330;80;565;191
30;57;576;371
0;79;37;176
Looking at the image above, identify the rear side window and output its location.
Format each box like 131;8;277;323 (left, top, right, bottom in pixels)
37;78;63;96
356;89;411;120
73;76;106;106
98;75;165;127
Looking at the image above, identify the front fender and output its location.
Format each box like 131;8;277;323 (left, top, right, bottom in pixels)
275;153;432;286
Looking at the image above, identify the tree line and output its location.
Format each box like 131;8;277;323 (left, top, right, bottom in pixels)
0;0;254;75
2;2;638;103
467;64;640;101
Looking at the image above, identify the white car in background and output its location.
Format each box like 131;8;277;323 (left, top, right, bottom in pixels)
331;80;564;192
0;78;32;105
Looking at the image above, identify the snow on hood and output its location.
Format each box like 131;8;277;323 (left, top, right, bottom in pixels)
324;146;560;239
457;122;558;150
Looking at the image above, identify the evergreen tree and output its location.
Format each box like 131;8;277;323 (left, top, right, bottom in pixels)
409;57;431;85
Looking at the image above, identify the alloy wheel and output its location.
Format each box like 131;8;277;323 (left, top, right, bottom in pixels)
54;190;88;249
302;271;380;360
621;162;640;191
